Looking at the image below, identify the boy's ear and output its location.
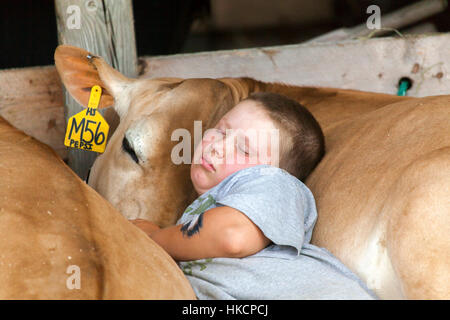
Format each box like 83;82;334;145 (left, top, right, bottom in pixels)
54;45;134;109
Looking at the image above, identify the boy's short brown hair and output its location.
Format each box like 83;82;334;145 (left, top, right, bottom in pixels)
245;92;325;181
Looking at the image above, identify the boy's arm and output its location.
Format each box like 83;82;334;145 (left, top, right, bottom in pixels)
130;206;271;261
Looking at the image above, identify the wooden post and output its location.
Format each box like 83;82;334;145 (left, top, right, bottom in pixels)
54;0;137;180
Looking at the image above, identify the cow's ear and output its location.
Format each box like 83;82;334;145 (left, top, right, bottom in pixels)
54;45;134;109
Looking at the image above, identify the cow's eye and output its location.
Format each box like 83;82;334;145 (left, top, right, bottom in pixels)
122;136;139;164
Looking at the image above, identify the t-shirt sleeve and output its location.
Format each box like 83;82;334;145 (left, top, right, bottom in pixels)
215;168;307;255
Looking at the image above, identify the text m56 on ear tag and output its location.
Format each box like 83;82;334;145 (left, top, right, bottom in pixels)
64;85;109;153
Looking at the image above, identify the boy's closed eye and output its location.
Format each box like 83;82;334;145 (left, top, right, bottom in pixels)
211;127;251;156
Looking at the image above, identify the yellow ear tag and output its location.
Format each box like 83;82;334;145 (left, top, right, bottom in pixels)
64;85;109;153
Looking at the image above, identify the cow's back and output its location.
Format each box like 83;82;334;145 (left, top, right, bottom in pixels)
0;117;195;299
306;95;450;298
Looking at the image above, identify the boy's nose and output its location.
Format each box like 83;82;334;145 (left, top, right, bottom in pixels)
202;137;224;159
210;140;224;159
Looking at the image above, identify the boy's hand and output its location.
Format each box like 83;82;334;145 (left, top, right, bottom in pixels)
129;219;161;236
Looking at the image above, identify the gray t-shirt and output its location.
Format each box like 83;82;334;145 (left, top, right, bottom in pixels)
177;165;377;300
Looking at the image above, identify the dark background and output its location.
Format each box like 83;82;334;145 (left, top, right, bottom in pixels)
0;0;449;69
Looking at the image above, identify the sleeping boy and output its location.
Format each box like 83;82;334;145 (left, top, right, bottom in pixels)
131;92;376;299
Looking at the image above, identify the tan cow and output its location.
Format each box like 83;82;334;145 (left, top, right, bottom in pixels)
55;45;450;299
0;116;195;299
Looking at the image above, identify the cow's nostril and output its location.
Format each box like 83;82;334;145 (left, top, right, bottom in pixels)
122;136;139;164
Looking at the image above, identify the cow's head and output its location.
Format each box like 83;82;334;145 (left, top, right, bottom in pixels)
55;45;246;226
55;46;403;228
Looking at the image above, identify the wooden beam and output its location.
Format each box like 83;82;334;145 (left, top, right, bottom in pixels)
309;0;447;43
54;0;137;180
139;34;450;98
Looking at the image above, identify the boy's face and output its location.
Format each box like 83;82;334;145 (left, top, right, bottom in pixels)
191;100;279;195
